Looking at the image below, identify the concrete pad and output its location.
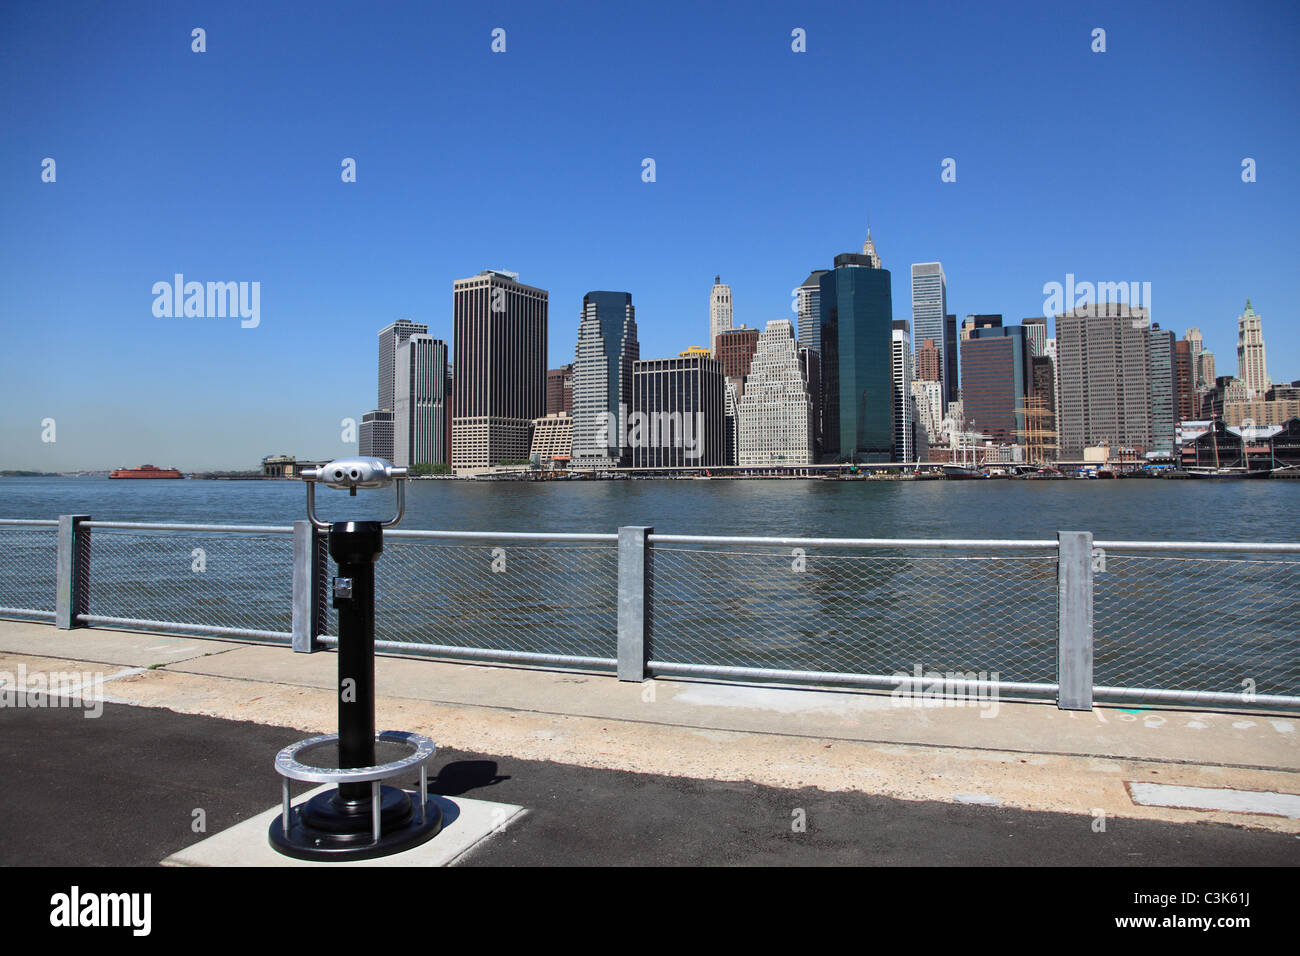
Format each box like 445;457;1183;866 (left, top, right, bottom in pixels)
1127;782;1300;819
0;620;243;669
162;784;525;867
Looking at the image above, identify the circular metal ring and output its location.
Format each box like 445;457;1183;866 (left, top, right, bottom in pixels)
273;730;436;784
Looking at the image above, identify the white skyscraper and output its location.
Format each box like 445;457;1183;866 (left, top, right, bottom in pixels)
1236;300;1269;397
393;333;449;467
910;263;949;410
709;275;733;356
737;320;813;465
891;322;917;462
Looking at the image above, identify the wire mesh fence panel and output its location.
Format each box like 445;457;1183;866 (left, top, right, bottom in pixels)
86;529;294;637
0;527;58;617
331;540;620;659
648;546;1059;682
1094;552;1300;700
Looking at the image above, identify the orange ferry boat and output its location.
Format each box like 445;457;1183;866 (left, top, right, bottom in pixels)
108;464;184;479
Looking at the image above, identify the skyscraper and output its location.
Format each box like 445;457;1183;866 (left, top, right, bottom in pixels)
944;313;959;404
959;324;1031;445
630;355;727;468
378;319;429;413
1056;303;1152;459
546;365;573;415
910;262;948;407
394;334;450;467
451;269;548;472
709;276;733;357
714;326;761;382
891;320;917;462
737;319;813;465
572;291;639;469
359;410;394;461
1022;316;1048;358
1147;325;1175;456
1185;328;1205;387
818;245;894;463
796;270;830;352
1237;299;1269;397
916;338;942;383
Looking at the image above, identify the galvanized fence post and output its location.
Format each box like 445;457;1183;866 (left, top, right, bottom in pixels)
617;525;653;681
1057;530;1094;710
56;514;91;629
292;520;329;652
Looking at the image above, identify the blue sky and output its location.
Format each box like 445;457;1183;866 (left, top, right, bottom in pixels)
2;0;1297;469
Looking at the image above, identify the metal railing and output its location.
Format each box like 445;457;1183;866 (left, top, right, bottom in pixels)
1;516;1297;711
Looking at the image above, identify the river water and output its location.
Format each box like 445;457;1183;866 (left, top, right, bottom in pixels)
3;477;1298;541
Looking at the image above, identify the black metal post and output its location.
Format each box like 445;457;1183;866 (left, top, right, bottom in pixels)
331;520;382;803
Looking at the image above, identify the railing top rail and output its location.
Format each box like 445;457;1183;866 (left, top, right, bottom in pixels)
647;534;1060;550
0;519;58;528
1093;539;1300;554
82;521;294;534
385;529;618;543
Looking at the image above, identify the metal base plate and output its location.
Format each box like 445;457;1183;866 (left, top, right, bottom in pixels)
269;786;443;861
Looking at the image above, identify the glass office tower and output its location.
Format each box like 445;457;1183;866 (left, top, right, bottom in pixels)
818;252;894;463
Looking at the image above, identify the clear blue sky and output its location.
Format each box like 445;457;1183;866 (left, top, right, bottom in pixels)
2;0;1297;469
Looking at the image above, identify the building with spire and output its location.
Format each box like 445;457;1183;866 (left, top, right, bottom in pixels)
817;236;895;463
709;276;733;357
862;228;882;268
1237;299;1269;397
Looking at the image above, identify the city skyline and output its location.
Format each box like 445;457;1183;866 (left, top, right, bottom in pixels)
3;1;1298;469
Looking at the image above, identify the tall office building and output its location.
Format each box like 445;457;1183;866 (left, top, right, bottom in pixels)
1185;328;1205;387
1173;340;1196;423
1030;355;1057;459
378;319;429;413
394;334;450;467
1056;303;1152;459
1022;316;1048;358
799;345;823;459
359;410;395;461
546;365;573;415
709;276;733;357
910;263;948;407
1237;299;1269;397
714;326;761;382
959;324;1031;444
1199;349;1216;391
630;355;727;468
916;338;942;382
891;320;917;462
818;244;894;463
737;319;813;466
451;269;548;472
944;313;959;404
796;271;830;352
1045;338;1061;436
1147;325;1176;456
572;291;639;469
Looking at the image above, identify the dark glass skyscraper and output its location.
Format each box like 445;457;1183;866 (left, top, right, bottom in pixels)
818;251;894;463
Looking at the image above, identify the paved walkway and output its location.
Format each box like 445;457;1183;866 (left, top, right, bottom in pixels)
1;620;1298;864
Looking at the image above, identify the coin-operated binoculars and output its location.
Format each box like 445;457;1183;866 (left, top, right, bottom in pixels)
268;457;442;860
